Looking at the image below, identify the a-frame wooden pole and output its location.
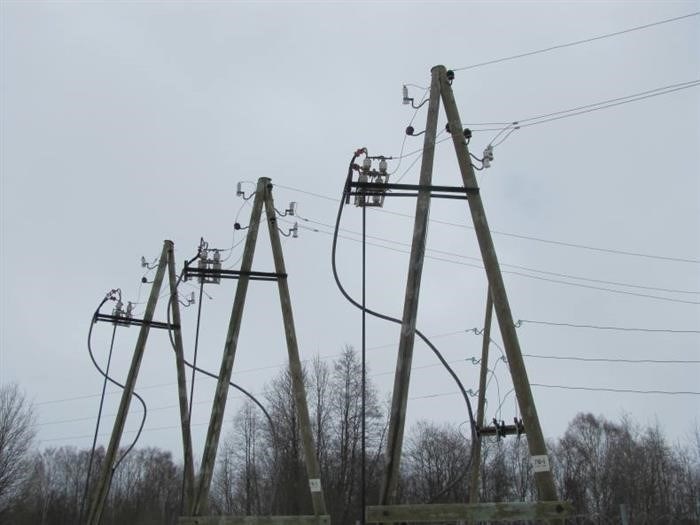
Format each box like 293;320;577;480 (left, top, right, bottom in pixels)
263;179;328;516
191;179;266;515
86;240;170;525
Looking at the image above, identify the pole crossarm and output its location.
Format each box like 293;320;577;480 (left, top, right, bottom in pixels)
183;266;286;282
365;502;572;523
349;181;479;201
93;313;178;330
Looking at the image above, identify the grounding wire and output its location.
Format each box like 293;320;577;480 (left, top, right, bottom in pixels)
332;152;478;500
188;281;204;430
80;316;117;524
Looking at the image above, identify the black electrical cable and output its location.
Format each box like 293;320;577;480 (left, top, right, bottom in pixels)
332;152;478;502
83;294;149;512
165;252;279;511
165;258;279;513
80;316;117;524
164;262;276;433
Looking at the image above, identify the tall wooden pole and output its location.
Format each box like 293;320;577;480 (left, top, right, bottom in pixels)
438;64;559;501
86;240;170;525
379;65;442;505
166;244;196;512
468;287;493;506
263;179;327;515
191;181;266;515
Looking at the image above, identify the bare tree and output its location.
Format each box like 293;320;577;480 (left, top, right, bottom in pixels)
0;382;36;514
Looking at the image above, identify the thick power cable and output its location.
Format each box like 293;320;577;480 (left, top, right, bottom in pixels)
165;261;276;433
83;294;148;512
80;318;117;524
332;153;478;503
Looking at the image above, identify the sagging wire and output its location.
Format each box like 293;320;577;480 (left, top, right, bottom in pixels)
389;85;430;176
394;128;448;183
334;150;478;503
218;194;253;263
278;222;299;238
236;181;257;201
82;289;149;517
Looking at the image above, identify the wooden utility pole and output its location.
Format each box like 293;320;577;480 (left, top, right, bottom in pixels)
86;240;170;525
167;243;196;511
379;65;442;504
438;64;558;501
468;288;493;506
190;178;327;518
192;180;266;515
263;182;327;515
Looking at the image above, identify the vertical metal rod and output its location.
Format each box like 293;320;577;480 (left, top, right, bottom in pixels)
86;240;170;525
438;64;559;502
468;287;493;507
361;204;367;524
167;244;196;514
263;179;327;515
80;322;118;524
188;282;205;423
379;65;442;505
192;181;266;515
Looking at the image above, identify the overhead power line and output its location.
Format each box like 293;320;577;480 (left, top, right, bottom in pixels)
452;12;700;71
516;319;700;334
524;354;700;364
295;214;698;295
272;184;700;264
531;383;700;396
291;220;699;305
513;80;700;130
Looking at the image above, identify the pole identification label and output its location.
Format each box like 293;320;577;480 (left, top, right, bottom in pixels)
309;478;322;492
531;454;550;472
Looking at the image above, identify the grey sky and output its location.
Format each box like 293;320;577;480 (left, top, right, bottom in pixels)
1;0;698;462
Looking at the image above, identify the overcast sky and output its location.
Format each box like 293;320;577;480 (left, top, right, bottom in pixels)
1;0;698;465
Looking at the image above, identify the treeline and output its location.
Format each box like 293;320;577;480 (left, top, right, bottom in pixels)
1;348;698;524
